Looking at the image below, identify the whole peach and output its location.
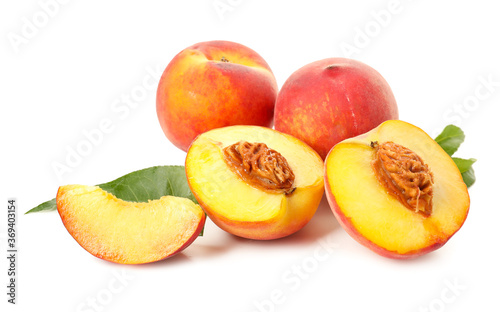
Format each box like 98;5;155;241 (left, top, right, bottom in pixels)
157;40;278;151
274;58;398;159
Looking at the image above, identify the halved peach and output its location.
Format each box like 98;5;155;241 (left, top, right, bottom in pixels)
185;126;324;240
57;185;205;264
325;120;470;259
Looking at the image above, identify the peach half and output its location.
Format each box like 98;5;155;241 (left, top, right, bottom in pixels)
325;120;470;259
57;185;205;264
185;126;324;240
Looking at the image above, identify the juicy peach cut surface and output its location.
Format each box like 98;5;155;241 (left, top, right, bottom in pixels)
186;126;324;240
325;120;469;258
57;185;205;264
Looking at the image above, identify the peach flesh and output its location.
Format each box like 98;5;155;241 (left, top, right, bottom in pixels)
185;126;325;240
57;185;205;264
324;120;469;259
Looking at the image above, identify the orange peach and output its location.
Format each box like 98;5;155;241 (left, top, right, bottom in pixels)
325;120;470;259
57;185;205;264
274;58;398;159
185;126;324;240
157;40;278;152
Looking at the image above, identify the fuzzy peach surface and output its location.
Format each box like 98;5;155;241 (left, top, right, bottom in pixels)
275;57;398;159
157;40;278;152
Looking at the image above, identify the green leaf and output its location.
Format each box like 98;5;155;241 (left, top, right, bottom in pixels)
26;165;198;213
434;124;476;188
461;167;476;188
452;157;477;173
452;157;477;188
97;165;198;204
26;198;57;214
434;125;465;156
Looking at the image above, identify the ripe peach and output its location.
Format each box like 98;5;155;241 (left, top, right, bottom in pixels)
156;40;278;152
324;120;470;259
274;58;398;159
185;126;324;240
57;185;205;264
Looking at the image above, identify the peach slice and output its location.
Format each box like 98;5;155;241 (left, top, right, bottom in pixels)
325;120;470;259
185;126;324;240
57;185;205;264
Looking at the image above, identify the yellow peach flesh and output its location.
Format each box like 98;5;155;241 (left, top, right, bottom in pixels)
57;185;205;264
186;126;324;240
325;120;469;257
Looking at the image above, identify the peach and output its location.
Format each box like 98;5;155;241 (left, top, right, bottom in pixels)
156;40;278;152
185;125;324;240
324;120;470;259
274;58;398;159
56;185;205;264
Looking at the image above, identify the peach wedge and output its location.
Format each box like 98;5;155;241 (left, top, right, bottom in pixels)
325;120;470;259
57;185;205;264
185;126;324;240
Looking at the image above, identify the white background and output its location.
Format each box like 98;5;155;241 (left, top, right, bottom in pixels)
1;0;499;311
